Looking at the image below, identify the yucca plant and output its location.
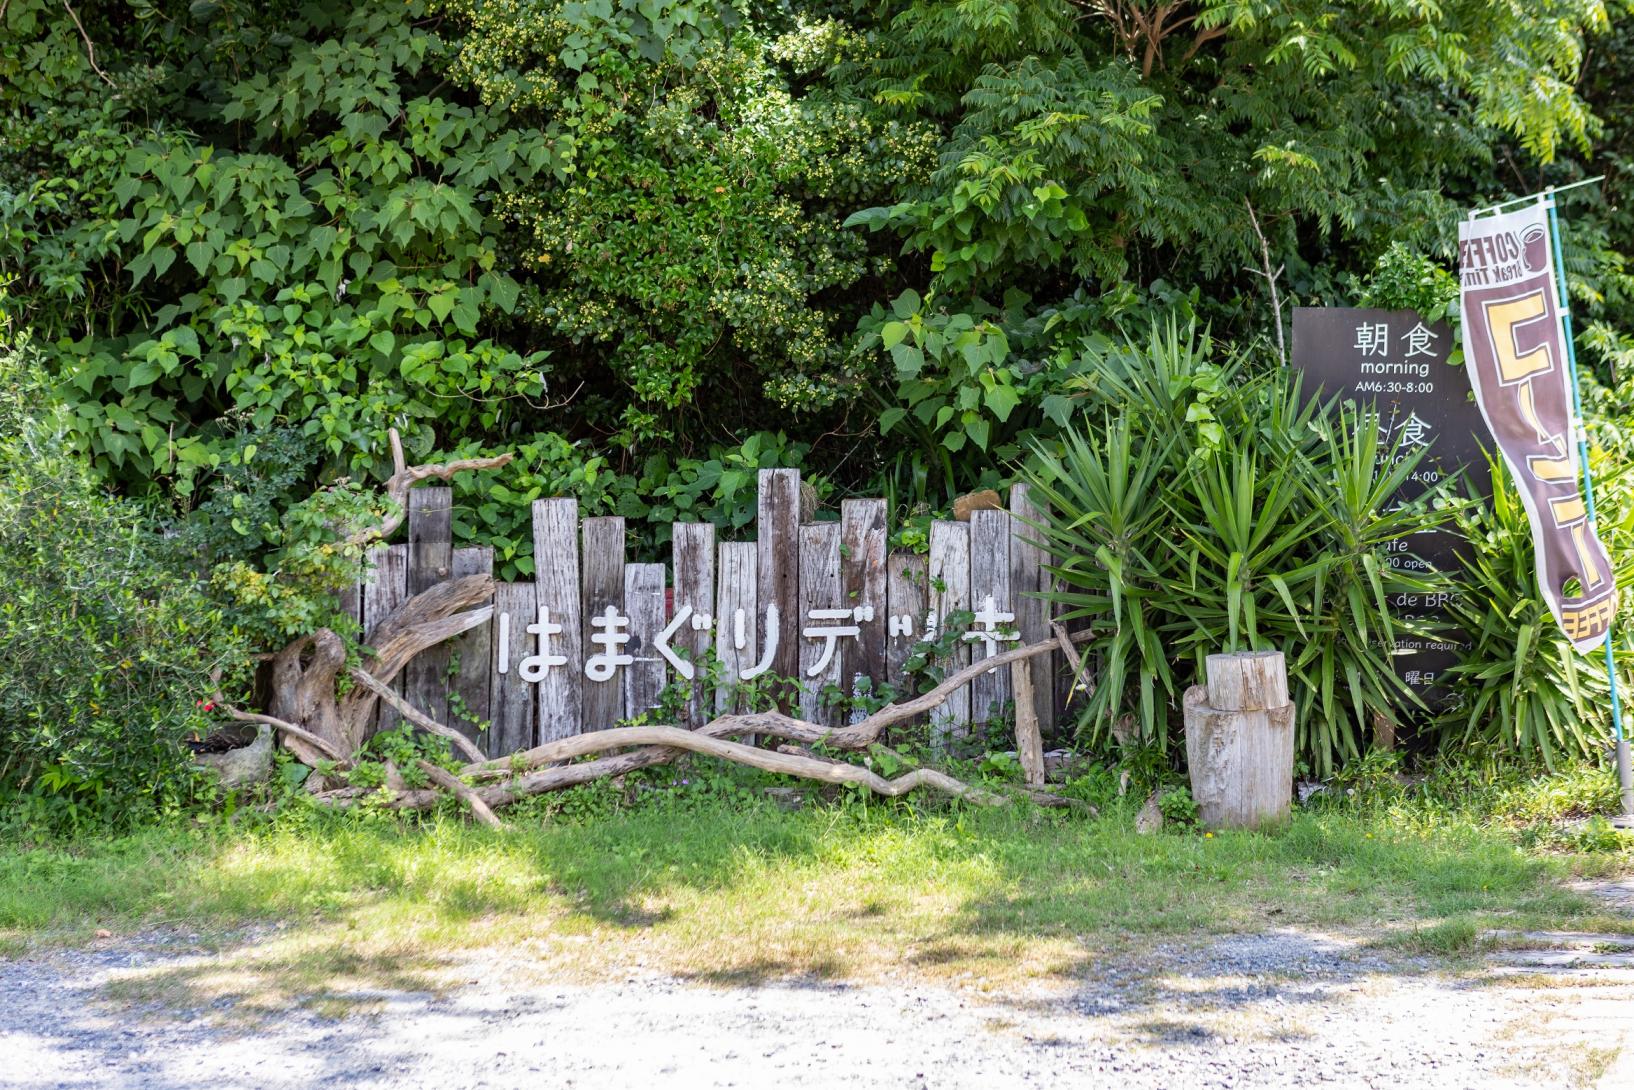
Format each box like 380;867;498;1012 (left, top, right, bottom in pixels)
1021;414;1175;743
1022;319;1459;774
1291;409;1460;772
1437;458;1634;766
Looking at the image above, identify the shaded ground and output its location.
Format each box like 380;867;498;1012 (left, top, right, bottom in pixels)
7;913;1634;1090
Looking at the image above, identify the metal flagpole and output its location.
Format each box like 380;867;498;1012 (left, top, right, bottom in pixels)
1541;188;1634;826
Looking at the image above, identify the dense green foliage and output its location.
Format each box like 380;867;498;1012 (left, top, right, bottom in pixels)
0;336;243;824
5;0;1634;800
6;0;1629;522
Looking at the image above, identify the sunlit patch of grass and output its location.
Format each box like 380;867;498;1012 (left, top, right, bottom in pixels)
1;788;1626;1013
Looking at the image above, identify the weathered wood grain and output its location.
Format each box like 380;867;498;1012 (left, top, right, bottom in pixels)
714;542;757;714
928;520;971;746
624;563;667;719
885;552;928;737
448;546;493;752
672;521;715;727
968;508;1013;725
1008;483;1056;739
1206;650;1290;712
405;488;454;738
757;469;800;708
1185;651;1295;829
580;516;626;732
1011;657;1046;786
885;553;928;694
489;581;537;756
840;498;887;717
531;499;583;743
797;522;844;726
363;543;409;733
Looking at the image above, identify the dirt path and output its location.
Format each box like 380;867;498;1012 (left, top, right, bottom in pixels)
7;920;1634;1090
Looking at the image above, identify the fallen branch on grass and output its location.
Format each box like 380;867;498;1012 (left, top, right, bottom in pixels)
307;629;1094;818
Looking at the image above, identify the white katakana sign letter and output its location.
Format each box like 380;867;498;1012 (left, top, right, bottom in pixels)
740;604;781;681
962;595;1019;664
802;607;863;677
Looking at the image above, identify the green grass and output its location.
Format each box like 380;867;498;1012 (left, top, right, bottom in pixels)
2;766;1630;1013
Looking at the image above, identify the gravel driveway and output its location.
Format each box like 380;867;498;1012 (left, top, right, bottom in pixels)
7;915;1634;1090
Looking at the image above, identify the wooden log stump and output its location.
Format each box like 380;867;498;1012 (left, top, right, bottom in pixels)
1183;650;1294;829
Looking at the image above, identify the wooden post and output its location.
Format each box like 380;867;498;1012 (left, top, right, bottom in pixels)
1011;657;1046;786
928;520;971;747
624;562;667;719
532;499;583;743
363;543;409;733
840;498;887;715
405;488;454;737
673;521;715;728
489;581;537;756
797;522;843;726
757;469;800;707
1183;650;1295;829
581;516;626;732
969;508;1012;725
885;552;927;735
448;546;493;751
1009;483;1055;739
714;541;757;713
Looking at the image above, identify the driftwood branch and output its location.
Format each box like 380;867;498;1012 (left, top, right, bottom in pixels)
1053;621;1096;704
349;668;487;764
308;629;1098;819
217;703;352;767
344;428;514;548
416;760;505;828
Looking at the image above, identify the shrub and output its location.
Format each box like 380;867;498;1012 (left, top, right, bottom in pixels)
0;336;245;827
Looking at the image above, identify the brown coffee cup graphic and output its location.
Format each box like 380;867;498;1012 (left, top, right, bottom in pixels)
1521;224;1549;274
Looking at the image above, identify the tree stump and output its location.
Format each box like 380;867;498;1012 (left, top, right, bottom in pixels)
1183;651;1295;829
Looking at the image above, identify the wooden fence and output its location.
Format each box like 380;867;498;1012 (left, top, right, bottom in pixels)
343;469;1064;757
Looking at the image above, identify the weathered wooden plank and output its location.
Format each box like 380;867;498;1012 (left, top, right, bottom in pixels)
672;521;715;727
1011;658;1046;787
448;547;493;752
363;543;409;733
489;581;537;756
714;542;757;713
969;508;1013;725
531;498;583;743
580;516;626;732
797;523;844;726
1009;483;1056;737
757;468;800;708
928;520;971;746
885;552;928;698
840;499;887;715
624;563;668;719
405;488;454;739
